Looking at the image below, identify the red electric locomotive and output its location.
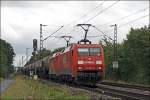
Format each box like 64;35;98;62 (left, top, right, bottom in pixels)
48;43;105;85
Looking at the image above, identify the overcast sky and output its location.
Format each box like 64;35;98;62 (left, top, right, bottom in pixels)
1;1;149;66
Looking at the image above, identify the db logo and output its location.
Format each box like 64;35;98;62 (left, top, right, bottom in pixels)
88;58;91;60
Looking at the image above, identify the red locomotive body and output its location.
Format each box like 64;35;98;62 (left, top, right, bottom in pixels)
48;43;105;84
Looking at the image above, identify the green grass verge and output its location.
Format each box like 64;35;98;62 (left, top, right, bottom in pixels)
1;75;89;100
0;77;4;83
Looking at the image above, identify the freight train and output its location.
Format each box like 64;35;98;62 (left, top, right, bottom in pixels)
22;43;105;85
22;24;105;86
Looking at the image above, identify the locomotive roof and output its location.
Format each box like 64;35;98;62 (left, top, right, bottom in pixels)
51;43;102;58
72;43;102;48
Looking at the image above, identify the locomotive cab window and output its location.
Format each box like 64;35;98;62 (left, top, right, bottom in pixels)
78;48;100;56
78;48;89;56
89;48;100;56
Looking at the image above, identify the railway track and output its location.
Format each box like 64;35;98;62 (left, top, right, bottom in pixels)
97;81;150;100
36;77;150;100
67;81;150;100
101;81;150;91
75;84;149;100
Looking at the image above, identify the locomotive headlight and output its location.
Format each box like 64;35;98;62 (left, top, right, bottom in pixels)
78;67;82;69
78;60;84;64
96;60;102;64
97;66;101;70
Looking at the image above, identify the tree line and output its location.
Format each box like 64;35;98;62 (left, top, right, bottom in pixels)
0;39;15;77
104;25;150;85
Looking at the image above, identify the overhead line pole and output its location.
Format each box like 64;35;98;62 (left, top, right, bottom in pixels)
20;59;21;67
111;24;117;61
40;24;63;69
40;24;47;56
26;48;30;63
22;56;24;67
110;24;118;69
39;25;63;69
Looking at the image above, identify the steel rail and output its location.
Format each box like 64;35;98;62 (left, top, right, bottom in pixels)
101;81;150;91
97;83;150;100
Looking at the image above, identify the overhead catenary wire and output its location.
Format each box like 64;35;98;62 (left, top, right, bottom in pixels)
56;27;81;43
43;26;64;41
55;1;106;37
44;1;148;48
63;2;147;41
63;1;106;28
92;25;114;41
118;14;149;28
86;35;104;37
57;1;107;38
62;25;113;44
55;26;78;44
63;26;77;36
52;1;118;42
97;7;149;27
83;0;120;23
51;14;148;46
88;14;149;43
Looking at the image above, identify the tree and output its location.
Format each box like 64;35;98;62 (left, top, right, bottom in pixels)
0;39;15;77
103;25;150;85
120;26;150;84
25;48;51;64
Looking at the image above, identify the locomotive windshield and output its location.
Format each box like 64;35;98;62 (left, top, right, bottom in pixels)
89;48;100;56
78;48;89;56
78;48;100;56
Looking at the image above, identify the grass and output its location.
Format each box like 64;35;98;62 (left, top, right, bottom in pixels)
1;75;89;100
0;77;4;83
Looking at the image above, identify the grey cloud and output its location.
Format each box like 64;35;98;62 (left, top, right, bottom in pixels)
1;1;49;8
